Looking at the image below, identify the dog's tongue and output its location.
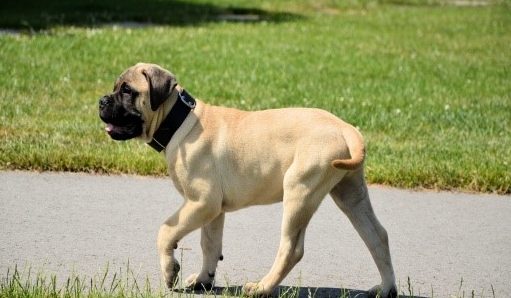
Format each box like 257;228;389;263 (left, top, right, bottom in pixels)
105;124;114;133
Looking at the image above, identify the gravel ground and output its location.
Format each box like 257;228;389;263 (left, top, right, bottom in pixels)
1;171;510;297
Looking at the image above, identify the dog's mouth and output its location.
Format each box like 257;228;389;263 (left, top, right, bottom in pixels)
105;123;122;135
102;115;142;139
103;122;143;140
100;110;144;141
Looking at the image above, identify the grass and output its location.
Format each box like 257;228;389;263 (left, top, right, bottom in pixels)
0;264;161;298
0;264;351;298
0;264;499;298
1;264;172;298
0;0;510;194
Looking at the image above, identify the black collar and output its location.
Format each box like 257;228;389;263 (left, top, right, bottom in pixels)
147;89;196;152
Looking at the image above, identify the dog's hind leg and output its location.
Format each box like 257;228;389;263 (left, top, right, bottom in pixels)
185;212;225;290
243;168;328;296
243;199;314;296
330;169;397;298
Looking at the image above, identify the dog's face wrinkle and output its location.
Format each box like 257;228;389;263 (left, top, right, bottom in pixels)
107;90;139;124
99;81;144;140
118;83;141;118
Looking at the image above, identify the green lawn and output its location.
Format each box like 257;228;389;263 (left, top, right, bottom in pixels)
0;264;476;298
0;0;510;193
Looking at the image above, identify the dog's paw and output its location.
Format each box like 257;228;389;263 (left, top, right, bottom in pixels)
243;282;272;297
163;261;181;289
243;282;261;296
185;273;213;291
367;284;397;298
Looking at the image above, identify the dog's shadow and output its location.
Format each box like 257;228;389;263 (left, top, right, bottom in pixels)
174;285;426;298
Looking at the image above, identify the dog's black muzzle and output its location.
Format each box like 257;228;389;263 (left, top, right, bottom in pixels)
98;94;143;141
98;96;112;110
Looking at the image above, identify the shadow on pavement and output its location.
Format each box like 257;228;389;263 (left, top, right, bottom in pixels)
175;285;427;298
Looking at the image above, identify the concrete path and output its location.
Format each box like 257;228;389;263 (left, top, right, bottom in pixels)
0;171;509;297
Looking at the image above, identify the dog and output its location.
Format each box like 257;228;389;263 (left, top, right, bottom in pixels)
98;63;397;297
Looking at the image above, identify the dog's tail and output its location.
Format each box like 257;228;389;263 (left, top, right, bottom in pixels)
331;125;365;171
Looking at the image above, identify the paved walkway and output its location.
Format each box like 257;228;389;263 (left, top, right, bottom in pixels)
1;171;509;297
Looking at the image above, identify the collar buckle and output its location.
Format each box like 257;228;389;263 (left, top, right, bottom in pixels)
179;91;196;109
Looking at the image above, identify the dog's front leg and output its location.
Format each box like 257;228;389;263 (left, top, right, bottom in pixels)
185;212;225;290
157;201;220;288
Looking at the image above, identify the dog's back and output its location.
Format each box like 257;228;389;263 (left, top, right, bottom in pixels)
188;105;361;211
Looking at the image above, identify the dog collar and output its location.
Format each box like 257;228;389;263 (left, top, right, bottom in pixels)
147;89;196;152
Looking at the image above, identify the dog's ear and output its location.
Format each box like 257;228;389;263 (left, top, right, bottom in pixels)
142;66;175;111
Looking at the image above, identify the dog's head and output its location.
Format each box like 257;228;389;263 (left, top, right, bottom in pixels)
98;63;178;141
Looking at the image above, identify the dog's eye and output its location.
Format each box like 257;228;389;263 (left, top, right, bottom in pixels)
121;84;132;95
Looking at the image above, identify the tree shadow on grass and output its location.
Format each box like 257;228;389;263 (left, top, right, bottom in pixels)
0;0;301;30
175;285;427;298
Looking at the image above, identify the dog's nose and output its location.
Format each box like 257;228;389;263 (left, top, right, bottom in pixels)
99;96;111;108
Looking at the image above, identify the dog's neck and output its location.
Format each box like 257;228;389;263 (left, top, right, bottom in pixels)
143;85;200;152
142;89;178;142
